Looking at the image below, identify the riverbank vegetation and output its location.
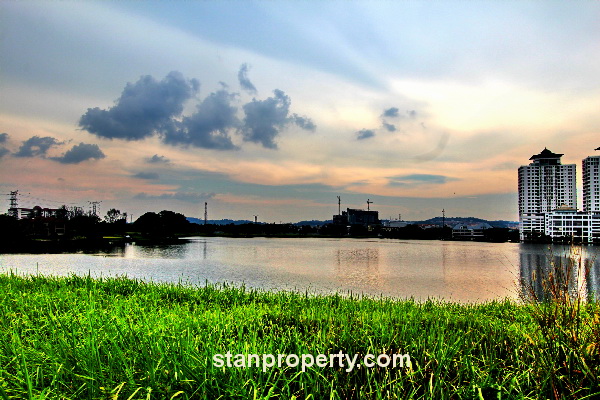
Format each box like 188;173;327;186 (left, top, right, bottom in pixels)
0;208;519;254
1;271;598;399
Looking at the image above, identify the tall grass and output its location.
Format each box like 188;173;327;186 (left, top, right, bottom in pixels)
520;245;600;399
0;271;598;399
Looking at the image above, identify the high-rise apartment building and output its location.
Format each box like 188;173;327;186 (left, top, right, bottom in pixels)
583;150;600;213
518;147;600;243
518;148;577;241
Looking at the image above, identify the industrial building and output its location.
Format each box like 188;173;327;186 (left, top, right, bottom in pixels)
334;208;380;228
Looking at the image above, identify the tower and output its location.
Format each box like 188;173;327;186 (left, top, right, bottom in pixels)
518;148;576;241
583;148;600;213
88;201;101;217
8;190;18;218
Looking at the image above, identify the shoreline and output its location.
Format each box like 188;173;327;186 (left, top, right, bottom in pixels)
0;233;541;255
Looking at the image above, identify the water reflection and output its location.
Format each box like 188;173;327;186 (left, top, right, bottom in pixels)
123;243;188;259
3;237;600;302
519;244;600;301
335;247;381;290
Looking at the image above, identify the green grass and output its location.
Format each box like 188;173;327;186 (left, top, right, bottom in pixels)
0;273;598;399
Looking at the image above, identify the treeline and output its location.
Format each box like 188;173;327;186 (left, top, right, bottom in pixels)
194;222;519;242
0;206;519;251
0;208;195;250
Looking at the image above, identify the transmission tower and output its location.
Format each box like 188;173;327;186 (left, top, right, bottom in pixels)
442;208;446;240
8;190;18;218
88;201;101;217
204;202;208;225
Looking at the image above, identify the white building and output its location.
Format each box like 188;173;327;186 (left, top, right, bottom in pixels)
384;220;408;228
518;148;577;241
583;151;600;213
518;147;600;244
544;206;600;243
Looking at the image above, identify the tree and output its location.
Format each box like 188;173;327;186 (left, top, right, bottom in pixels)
56;205;69;220
104;208;123;224
134;210;191;238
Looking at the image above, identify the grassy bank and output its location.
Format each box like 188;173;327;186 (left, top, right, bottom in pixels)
0;273;598;399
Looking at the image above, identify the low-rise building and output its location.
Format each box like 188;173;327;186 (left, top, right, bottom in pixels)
544;206;600;243
452;223;493;240
384;219;408;228
10;206;61;220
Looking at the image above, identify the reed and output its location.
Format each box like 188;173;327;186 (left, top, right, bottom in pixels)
520;245;600;399
0;271;598;399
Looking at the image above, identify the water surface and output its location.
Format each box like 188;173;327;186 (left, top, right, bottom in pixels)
1;237;599;302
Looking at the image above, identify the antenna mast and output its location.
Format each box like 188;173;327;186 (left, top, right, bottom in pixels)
367;199;373;211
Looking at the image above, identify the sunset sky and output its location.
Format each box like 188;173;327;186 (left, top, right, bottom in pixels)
1;1;599;223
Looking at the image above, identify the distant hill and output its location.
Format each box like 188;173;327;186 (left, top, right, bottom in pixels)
187;218;334;226
414;217;518;228
295;220;333;227
187;218;254;225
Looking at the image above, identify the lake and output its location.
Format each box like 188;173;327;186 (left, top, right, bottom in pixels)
1;237;599;302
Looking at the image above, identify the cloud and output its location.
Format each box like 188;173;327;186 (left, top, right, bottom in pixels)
382;107;399;118
163;89;239;150
146;154;170;164
414;132;450;162
382;122;396;132
380;107;414;133
291;114;317;131
0;133;8;158
51;142;106;164
238;63;257;95
14;136;62;158
241;89;315;149
407;110;417;119
79;72;315;151
356;129;375;140
134;191;216;203
388;173;458;186
132;171;159;180
79;71;199;141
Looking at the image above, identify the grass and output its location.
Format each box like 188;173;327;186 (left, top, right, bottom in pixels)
0;270;598;399
519;245;600;399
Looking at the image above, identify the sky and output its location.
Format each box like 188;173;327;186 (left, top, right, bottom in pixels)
1;0;599;223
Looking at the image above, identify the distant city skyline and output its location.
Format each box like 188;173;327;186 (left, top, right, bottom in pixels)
1;1;599;223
